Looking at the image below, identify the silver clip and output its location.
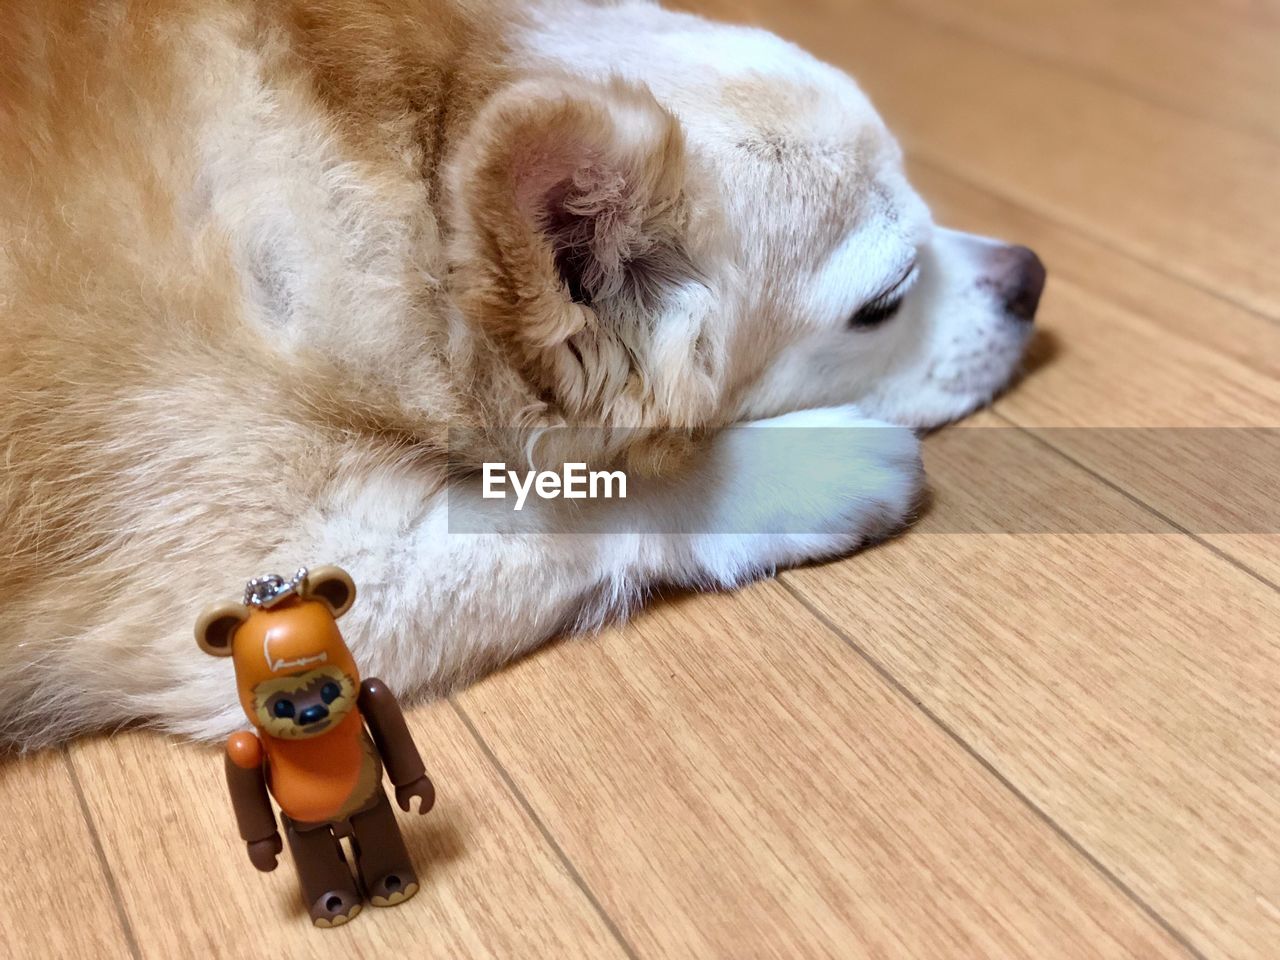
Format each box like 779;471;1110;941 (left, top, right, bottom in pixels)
243;567;309;609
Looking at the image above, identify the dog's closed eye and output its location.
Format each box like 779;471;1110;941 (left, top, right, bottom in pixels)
850;262;918;330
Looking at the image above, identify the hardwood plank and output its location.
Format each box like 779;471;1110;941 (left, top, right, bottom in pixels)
0;750;136;958
1002;280;1278;429
679;0;1280;319
459;581;1186;959
785;428;1280;959
1201;535;1280;587
66;706;626;959
888;0;1280;142
917;413;1280;586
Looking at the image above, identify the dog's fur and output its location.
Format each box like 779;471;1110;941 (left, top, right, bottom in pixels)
0;0;1042;748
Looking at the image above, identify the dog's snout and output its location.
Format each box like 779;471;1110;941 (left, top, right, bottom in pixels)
992;245;1046;323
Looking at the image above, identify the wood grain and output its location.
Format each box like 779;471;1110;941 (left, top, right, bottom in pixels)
0;751;136;958
889;0;1280;142
458;582;1186;959
64;706;627;959
784;441;1280;958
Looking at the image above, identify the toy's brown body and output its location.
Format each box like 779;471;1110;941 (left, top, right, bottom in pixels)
196;567;434;927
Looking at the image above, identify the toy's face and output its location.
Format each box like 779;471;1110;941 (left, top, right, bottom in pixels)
252;664;358;739
225;597;362;737
195;566;362;738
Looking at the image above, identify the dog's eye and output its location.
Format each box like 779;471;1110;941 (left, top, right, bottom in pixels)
272;699;296;719
850;263;917;330
849;294;905;329
320;682;341;704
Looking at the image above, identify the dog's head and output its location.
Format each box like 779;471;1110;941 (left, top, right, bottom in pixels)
447;3;1044;450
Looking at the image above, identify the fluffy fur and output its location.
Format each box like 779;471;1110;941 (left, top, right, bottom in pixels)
0;0;1042;748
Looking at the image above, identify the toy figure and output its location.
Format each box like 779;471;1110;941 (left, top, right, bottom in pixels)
195;566;434;927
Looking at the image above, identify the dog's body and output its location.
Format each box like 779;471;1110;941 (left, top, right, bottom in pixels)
0;0;1044;748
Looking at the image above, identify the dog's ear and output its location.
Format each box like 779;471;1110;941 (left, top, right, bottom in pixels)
451;77;696;399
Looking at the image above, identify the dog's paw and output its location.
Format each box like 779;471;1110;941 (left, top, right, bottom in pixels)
683;407;924;585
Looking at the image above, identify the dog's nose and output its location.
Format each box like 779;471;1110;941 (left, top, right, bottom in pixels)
297;704;330;726
994;245;1047;322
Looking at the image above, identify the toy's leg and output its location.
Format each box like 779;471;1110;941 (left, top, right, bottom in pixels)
281;815;363;927
349;786;419;907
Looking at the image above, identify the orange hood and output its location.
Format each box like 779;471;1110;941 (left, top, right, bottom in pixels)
228;597;360;725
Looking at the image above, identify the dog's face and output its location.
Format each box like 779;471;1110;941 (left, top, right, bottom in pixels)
449;6;1044;445
669;42;1046;430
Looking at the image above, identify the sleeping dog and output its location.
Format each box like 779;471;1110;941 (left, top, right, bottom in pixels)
0;0;1044;747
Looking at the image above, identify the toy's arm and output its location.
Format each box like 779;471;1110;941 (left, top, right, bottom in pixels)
358;678;435;814
225;731;282;871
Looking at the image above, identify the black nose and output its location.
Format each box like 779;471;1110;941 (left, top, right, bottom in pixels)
999;245;1047;322
297;704;330;726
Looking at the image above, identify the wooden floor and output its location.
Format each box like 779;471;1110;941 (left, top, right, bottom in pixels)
5;1;1278;957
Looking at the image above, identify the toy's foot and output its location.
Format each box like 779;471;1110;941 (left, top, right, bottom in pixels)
310;889;363;927
367;872;419;907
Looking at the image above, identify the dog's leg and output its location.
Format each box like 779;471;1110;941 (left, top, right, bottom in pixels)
628;406;926;587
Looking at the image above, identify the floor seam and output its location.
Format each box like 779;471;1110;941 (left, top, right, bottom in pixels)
447;697;643;960
990;411;1280;594
60;747;144;960
775;577;1208;960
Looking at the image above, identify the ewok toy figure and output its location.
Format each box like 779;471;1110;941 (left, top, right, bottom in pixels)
195;566;434;927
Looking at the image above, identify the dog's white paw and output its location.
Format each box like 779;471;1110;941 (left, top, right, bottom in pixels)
682;407;924;585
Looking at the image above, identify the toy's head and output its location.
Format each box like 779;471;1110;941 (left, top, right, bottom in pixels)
195;566;360;740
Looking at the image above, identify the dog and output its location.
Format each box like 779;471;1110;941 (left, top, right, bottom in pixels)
0;0;1045;749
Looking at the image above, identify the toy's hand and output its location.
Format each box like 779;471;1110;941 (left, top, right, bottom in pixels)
396;775;435;814
246;833;283;872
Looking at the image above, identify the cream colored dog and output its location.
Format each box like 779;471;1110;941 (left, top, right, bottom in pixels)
0;0;1044;747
